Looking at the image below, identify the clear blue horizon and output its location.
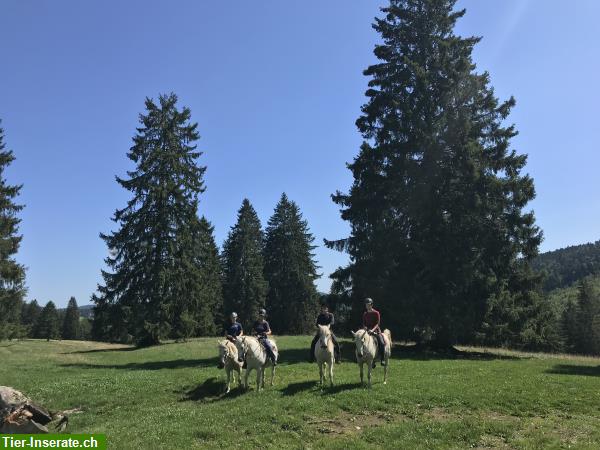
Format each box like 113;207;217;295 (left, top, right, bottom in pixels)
1;1;599;308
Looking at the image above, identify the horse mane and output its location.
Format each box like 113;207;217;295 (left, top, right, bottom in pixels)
317;324;331;336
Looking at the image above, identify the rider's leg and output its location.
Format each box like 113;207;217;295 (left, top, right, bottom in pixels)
331;334;341;363
309;334;318;362
262;338;277;365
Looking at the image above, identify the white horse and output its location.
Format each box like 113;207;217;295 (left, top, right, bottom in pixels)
351;329;392;388
235;336;278;391
314;324;335;387
217;339;242;393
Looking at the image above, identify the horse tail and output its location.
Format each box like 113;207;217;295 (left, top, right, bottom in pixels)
383;329;392;345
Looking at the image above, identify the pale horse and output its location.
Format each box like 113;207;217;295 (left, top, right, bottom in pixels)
217;339;242;393
235;336;278;391
351;328;392;388
314;324;335;387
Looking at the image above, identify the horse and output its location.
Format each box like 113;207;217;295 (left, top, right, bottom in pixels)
314;324;335;387
235;336;278;391
217;339;243;393
351;328;392;388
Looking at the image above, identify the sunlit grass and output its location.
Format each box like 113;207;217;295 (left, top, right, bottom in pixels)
2;337;600;449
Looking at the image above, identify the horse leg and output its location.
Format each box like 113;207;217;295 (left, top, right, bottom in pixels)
359;362;364;386
368;362;373;389
319;362;324;386
329;358;334;387
226;368;231;393
235;366;241;389
384;355;388;385
270;364;275;386
244;367;250;390
256;368;262;391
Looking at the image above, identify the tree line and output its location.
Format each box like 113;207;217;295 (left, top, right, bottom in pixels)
1;0;598;353
3;296;91;341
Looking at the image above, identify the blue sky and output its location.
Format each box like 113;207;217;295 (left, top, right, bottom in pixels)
1;1;599;308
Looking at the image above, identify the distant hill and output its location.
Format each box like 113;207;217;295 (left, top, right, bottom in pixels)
532;240;600;292
78;305;94;319
57;304;94;319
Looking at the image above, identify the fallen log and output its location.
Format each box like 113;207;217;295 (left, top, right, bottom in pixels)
0;386;80;434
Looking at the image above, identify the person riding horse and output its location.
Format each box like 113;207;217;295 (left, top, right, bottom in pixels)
309;302;341;363
225;312;244;362
363;297;386;367
252;308;277;366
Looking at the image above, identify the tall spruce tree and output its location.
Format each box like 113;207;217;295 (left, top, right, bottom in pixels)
0;121;26;341
327;0;543;348
574;279;600;354
94;93;209;346
62;297;80;340
36;301;60;341
21;299;41;337
264;193;319;334
171;216;223;340
222;199;267;329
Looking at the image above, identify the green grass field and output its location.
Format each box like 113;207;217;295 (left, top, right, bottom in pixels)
2;337;600;449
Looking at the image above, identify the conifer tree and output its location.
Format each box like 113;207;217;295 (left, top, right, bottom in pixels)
62;297;80;340
94;93;208;346
222;199;267;329
575;279;600;354
327;0;543;348
36;301;60;341
264;193;319;334
21;299;41;337
171;216;223;339
0;121;25;341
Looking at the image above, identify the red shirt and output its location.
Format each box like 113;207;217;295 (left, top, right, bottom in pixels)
363;309;381;331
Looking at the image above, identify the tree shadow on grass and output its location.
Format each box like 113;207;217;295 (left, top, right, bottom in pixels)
178;377;245;403
278;342;521;365
391;344;523;361
546;364;600;377
280;380;318;396
61;341;185;354
61;347;138;354
61;357;218;371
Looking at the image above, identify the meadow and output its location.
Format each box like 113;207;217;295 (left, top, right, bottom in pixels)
2;337;600;449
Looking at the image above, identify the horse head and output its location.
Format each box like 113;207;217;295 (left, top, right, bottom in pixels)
234;335;246;355
217;340;229;369
352;329;368;359
317;324;331;348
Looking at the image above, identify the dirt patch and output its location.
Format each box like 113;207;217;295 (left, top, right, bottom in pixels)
474;434;515;449
308;410;406;435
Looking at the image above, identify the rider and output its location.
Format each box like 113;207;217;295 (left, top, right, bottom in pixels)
309;301;341;363
224;312;244;362
363;297;386;367
253;308;277;366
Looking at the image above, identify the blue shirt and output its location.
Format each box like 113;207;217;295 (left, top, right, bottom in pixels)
253;320;270;336
226;322;243;337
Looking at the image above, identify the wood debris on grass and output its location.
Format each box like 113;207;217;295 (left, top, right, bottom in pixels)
0;386;82;434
